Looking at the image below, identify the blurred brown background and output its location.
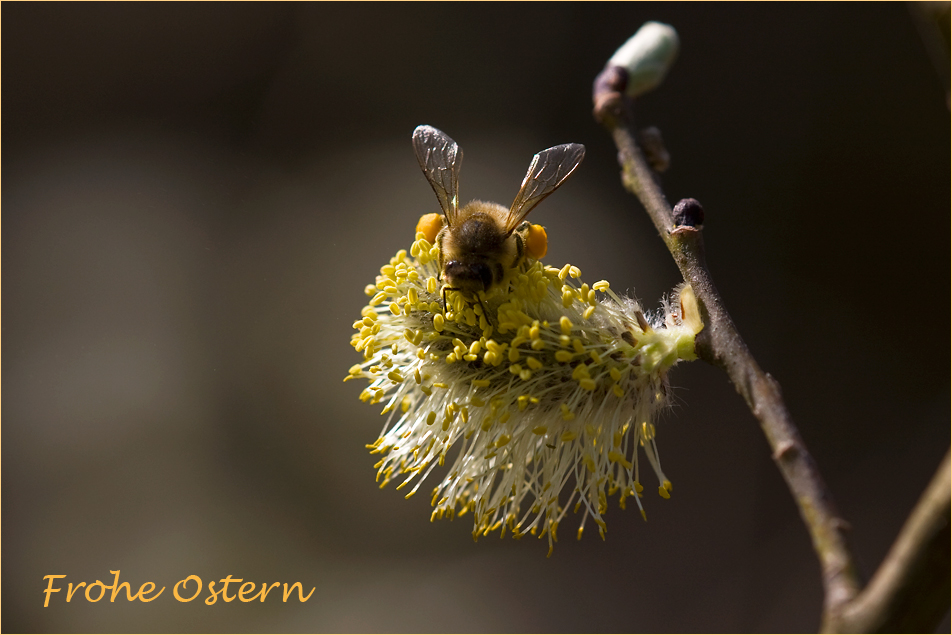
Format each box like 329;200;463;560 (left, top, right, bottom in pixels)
3;3;949;632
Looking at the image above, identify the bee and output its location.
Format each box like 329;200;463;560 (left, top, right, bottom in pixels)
411;125;585;311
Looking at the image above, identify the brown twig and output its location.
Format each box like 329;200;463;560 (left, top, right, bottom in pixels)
592;65;950;631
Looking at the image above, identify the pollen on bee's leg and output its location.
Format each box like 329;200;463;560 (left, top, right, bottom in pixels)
416;213;443;243
525;224;548;260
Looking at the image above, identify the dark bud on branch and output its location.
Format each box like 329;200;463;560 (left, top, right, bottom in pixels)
672;198;704;228
593;65;628;123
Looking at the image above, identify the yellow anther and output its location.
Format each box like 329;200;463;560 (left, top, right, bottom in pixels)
658;486;671;499
509;363;523;375
555;350;573;363
508;347;520;363
519;369;532;381
525;357;542;370
426;411;437;426
589;350;603;365
579;378;596;391
608;450;633;470
560;429;577;441
569;265;581;278
530;338;545;351
612;383;624;398
558;264;571;281
370;292;387;305
593;280;610;292
582;306;596;320
572;338;585;354
433;314;445;332
387;370;403;383
426;276;439;294
471;396;485;407
499;411;511;423
472;378;490;388
433;382;448;389
420;385;432;396
609;367;622;381
532;426;548;435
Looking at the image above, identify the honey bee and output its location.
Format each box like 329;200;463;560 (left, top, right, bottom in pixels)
411;125;585;309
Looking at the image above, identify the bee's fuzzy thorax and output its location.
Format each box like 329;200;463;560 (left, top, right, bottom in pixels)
347;232;702;555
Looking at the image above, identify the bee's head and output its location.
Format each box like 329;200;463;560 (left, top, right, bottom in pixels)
444;260;494;293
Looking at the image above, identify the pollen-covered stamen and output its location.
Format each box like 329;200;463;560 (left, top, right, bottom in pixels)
348;231;700;552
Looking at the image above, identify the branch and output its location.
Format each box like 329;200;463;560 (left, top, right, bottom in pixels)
593;35;952;631
593;68;862;623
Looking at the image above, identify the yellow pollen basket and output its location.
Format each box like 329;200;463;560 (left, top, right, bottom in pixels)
525;223;548;259
416;213;443;243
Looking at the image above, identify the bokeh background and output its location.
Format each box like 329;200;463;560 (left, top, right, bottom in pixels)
4;3;949;632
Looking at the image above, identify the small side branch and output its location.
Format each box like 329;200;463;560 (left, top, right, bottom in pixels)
832;449;951;633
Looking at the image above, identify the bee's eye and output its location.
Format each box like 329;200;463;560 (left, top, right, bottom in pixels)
416;213;443;242
525;224;548;259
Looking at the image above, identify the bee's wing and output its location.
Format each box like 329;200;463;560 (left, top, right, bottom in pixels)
505;143;585;234
412;125;463;226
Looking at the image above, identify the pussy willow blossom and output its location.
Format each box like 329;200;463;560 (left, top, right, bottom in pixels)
347;232;702;555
